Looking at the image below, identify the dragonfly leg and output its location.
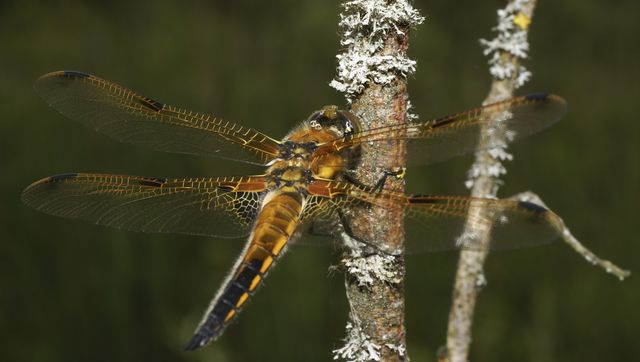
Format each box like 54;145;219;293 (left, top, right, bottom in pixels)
307;220;333;237
337;208;356;240
337;208;388;256
372;167;406;193
343;167;406;193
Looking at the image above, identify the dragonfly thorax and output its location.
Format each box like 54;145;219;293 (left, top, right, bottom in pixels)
267;135;350;192
266;165;314;193
279;140;318;161
271;106;362;185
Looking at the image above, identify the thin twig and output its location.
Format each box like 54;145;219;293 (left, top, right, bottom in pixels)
330;1;424;361
443;1;629;361
444;1;537;361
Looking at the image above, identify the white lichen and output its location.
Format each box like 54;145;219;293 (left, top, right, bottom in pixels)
455;229;481;249
465;110;515;192
406;99;418;121
333;312;382;361
331;52;418;97
385;343;406;358
487;146;514;161
475;273;488;288
341;247;403;287
479;0;532;88
331;0;425;101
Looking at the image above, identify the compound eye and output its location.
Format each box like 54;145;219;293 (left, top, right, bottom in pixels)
309;119;322;130
307;110;329;130
336;110;361;136
321;106;338;120
308;106;339;129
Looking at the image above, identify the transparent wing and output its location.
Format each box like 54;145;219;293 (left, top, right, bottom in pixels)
35;71;282;165
325;94;566;166
307;181;563;252
275;195;341;247
21;173;269;238
401;194;563;252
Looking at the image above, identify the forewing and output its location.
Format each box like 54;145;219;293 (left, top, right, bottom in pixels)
35;71;281;165
309;182;563;252
328;94;566;166
21;173;269;238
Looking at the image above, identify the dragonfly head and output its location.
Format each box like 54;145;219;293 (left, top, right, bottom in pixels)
307;105;361;139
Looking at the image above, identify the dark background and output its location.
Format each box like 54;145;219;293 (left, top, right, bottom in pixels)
1;1;638;361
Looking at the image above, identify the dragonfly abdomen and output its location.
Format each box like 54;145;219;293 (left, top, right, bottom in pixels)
185;191;304;350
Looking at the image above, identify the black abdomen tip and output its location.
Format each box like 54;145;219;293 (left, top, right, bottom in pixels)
184;333;208;351
184;316;223;351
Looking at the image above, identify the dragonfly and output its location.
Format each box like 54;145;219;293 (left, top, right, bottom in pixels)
22;70;567;350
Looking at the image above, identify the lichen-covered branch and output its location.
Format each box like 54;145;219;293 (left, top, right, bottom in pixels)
444;1;538;362
330;1;424;361
443;1;629;361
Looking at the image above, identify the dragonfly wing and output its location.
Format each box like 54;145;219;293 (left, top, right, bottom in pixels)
402;195;563;252
290;195;342;244
309;182;563;252
35;71;281;165
21;173;269;238
328;94;566;166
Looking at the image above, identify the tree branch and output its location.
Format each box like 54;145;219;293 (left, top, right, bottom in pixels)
443;1;630;361
330;1;423;361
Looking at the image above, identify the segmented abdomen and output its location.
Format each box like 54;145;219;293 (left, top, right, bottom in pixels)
185;191;304;350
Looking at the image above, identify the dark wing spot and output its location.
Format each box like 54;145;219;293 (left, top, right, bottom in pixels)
137;95;164;112
431;116;456;128
524;93;550;102
62;70;90;79
137;177;166;187
408;195;439;204
518;200;548;214
217;185;235;192
48;173;78;182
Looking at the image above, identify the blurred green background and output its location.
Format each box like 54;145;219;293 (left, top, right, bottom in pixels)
1;1;638;361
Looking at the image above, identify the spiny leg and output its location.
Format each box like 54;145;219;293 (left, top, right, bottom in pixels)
343;167;406;193
336;208;395;256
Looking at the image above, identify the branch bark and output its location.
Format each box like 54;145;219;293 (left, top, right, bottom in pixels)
330;1;423;361
443;1;630;361
443;2;540;361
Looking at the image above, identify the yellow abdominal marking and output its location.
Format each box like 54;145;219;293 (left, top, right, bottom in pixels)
249;275;261;291
224;310;236;323
260;256;274;273
236;293;249;308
